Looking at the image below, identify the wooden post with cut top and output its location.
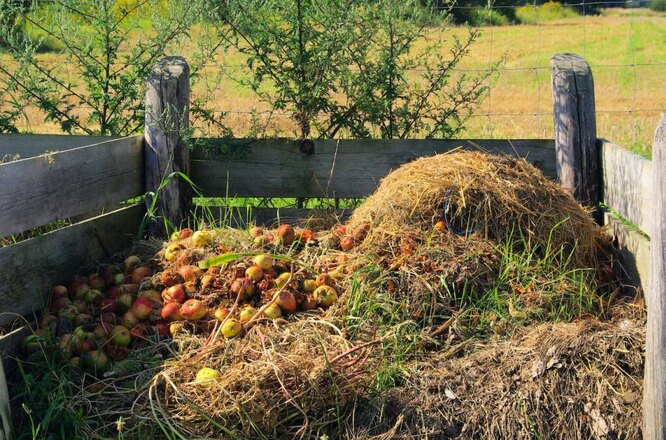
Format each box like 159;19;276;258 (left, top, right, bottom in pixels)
144;56;192;236
645;114;666;440
550;53;601;223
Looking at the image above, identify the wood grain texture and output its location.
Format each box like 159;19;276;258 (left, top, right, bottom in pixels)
145;56;191;236
604;213;650;295
0;135;143;238
0;134;116;159
644;115;666;440
550;54;600;219
191;138;556;198
600;140;652;234
0;352;11;440
0;205;144;329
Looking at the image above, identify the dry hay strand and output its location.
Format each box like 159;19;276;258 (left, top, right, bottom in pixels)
360;306;645;439
347;151;605;269
150;318;376;439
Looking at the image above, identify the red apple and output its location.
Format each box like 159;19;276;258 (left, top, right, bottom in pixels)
88;274;105;291
213;307;230;321
276;290;297;313
121;311;139;328
131;298;153;320
340;236;355;251
69;283;89;301
154;322;170;337
180;299;207;321
276;224;295;246
179;228;194;239
51;285;69;299
129;323;148;341
162;284;186;303
161;302;183;322
123;256;142;274
231;278;255;300
100;299;117;314
100;312;116;325
131;267;152;285
51;296;72;311
119;283;140;296
105;286;120;299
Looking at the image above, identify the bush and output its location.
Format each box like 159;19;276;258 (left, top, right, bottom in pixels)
460;7;511;26
515;1;579;24
649;0;666;11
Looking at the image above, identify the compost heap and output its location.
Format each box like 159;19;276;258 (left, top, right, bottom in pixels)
15;151;643;439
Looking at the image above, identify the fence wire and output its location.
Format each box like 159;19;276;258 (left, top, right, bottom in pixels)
0;1;664;151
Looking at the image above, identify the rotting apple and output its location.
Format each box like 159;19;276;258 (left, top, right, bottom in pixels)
131;298;153;320
253;254;274;271
276;291;297;313
162;284;186;303
160;269;184;287
276;224;295;246
263;303;283;319
191;230;214;247
109;325;131;346
245;266;263;283
123;256;142;274
313;285;338;307
238;306;257;324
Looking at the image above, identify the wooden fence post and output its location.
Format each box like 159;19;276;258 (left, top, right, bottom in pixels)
550;53;600;222
645;114;666;440
145;56;191;236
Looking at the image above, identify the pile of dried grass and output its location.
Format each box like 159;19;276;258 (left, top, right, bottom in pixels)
348;151;605;269
356;303;645;439
149;318;375;438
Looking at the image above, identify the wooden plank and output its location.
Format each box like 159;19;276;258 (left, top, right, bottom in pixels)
201;206;350;229
145;57;191;236
601;140;652;235
0;326;31;440
190;138;556;198
0;205;144;330
0;135;144;238
550;54;600;221
0;355;11;440
604;213;650;295
645;115;666;440
0;134;116;159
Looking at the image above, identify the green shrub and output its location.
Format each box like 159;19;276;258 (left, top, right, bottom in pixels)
462;7;511;26
649;0;666;11
515;1;579;24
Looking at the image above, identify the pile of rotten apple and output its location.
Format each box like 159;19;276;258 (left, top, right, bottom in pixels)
24;223;359;375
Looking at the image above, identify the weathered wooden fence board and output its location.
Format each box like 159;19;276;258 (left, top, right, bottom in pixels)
0;135;144;238
0;134;116;159
600;140;652;235
0;354;11;440
0;205;144;330
190;139;556;198
604;214;650;294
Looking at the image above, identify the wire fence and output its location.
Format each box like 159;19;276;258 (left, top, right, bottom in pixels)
0;1;664;152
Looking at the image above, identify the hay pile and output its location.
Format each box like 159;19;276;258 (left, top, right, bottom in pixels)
355;302;645;439
150;319;374;438
348;151;605;269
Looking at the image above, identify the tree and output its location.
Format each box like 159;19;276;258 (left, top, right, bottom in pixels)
213;0;498;139
0;0;225;136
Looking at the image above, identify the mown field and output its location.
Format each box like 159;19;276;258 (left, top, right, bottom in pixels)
5;8;666;154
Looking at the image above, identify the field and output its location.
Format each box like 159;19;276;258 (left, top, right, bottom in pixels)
4;9;664;155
